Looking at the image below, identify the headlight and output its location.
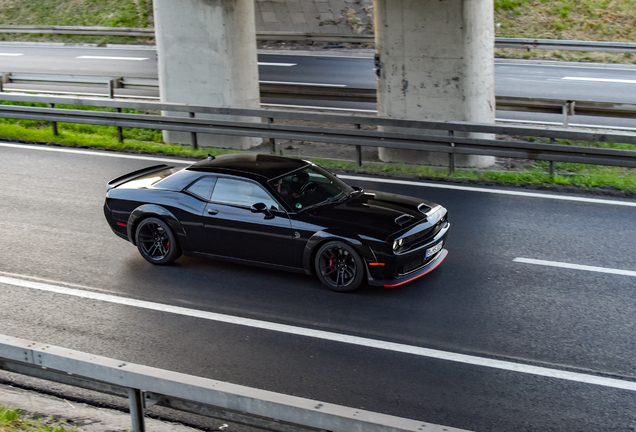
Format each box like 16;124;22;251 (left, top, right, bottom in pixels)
393;238;404;251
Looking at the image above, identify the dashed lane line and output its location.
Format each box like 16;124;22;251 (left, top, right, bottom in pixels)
2;274;636;393
258;80;347;87
76;55;148;61
562;76;636;84
258;62;297;67
514;258;636;277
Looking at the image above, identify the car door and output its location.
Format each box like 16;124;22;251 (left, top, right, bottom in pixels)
202;177;294;267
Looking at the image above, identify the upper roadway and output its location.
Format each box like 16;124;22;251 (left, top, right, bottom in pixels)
1;142;635;431
1;43;636;129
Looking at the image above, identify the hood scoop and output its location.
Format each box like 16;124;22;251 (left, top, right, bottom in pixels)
418;203;432;214
395;214;415;226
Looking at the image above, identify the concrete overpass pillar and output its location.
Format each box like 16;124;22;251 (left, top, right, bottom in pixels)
153;0;260;149
374;0;495;168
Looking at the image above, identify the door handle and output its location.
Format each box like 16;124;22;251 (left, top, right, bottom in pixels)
207;209;219;215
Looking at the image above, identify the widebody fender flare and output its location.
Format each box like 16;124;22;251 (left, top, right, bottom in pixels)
302;229;378;275
127;204;190;251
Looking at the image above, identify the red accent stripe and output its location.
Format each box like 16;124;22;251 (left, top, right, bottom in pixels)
384;252;447;287
116;222;128;227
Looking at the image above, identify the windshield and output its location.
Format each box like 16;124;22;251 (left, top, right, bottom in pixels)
268;165;355;211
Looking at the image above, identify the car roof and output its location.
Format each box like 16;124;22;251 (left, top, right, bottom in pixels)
187;153;310;180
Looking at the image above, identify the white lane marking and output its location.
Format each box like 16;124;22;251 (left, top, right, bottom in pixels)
497;118;636;133
338;175;636;207
258;62;296;67
514;258;636;277
76;55;148;61
259;80;347;87
498;62;636;72
2;142;636;207
563;76;636;84
262;103;377;113
2;273;636;392
0;53;23;56
0;142;192;164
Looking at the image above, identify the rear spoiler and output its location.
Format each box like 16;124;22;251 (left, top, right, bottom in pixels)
106;164;173;193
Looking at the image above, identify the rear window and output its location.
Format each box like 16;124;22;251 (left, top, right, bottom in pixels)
185;176;217;200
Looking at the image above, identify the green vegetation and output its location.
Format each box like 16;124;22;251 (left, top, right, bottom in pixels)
0;406;75;432
494;0;636;63
0;0;154;45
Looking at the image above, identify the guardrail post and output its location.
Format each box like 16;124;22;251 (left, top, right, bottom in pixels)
108;78;122;99
448;130;455;174
269;118;276;154
128;388;146;432
562;101;575;127
116;107;124;142
190;112;198;150
0;73;9;92
355;124;362;167
549;138;556;176
108;79;116;99
49;103;58;135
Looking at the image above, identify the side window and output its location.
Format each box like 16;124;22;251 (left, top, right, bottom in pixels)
185;176;216;200
211;178;279;210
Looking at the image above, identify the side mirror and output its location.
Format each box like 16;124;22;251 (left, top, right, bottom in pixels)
251;202;275;219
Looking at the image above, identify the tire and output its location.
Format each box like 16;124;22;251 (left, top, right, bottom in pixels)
314;240;364;292
135;217;182;265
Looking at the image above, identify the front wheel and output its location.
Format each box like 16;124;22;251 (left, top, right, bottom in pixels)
135;217;182;265
314;241;364;292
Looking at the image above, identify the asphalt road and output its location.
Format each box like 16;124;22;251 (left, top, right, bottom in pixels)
2;44;636;128
1;142;636;431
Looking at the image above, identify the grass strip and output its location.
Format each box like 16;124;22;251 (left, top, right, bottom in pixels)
0;406;75;432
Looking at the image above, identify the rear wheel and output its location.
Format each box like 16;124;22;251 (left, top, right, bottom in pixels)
314;240;364;292
135;217;181;265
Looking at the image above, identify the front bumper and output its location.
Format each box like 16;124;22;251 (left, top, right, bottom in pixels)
367;248;448;287
366;221;450;287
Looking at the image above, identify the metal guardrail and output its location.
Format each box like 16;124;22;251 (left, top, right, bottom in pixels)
1;93;636;172
0;334;462;432
0;25;154;37
0;72;158;98
3;72;636;127
2;25;636;54
494;37;636;53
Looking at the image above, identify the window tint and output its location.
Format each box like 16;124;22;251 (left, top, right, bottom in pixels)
211;178;279;209
185;176;216;200
268;165;353;211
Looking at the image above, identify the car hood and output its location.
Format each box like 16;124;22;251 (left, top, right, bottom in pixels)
304;190;439;240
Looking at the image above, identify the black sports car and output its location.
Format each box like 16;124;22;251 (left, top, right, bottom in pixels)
104;154;449;292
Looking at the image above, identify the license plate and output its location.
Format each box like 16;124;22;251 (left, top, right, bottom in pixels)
425;242;443;258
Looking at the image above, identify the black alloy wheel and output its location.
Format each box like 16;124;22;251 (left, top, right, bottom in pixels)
315;240;364;292
135;217;182;265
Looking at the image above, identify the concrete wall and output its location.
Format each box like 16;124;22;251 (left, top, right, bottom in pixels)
154;0;261;149
374;0;495;167
254;0;375;35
